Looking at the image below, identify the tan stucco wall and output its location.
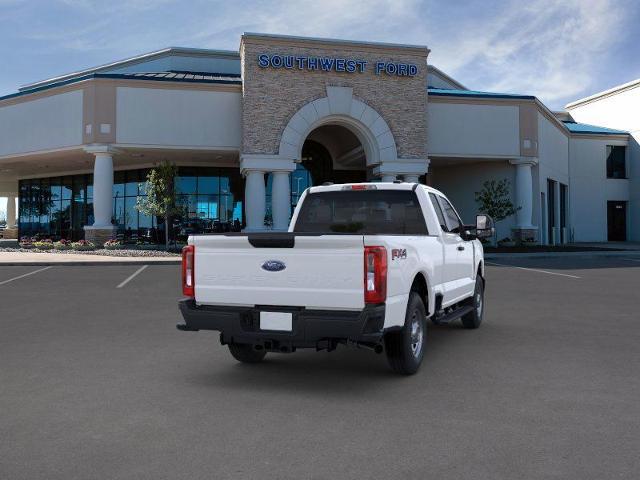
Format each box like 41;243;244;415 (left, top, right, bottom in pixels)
240;35;429;160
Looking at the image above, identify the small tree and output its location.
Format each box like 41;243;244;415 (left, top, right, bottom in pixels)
474;179;519;244
136;161;181;250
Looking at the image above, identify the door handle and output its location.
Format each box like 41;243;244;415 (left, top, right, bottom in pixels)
457;246;465;251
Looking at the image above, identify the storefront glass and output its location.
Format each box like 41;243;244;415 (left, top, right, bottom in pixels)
18;166;245;242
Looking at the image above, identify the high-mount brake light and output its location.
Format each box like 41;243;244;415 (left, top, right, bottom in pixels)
364;246;387;304
182;245;195;297
343;184;378;190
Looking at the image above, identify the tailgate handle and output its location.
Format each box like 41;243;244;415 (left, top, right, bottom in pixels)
248;233;295;248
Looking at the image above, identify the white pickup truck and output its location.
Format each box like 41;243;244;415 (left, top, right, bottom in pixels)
177;182;494;374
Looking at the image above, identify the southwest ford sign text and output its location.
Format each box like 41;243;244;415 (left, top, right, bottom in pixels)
257;54;418;77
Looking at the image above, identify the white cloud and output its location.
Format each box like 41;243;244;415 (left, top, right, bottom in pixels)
427;0;628;107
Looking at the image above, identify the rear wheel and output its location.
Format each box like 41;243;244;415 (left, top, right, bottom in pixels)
384;292;427;375
461;275;484;329
228;344;267;363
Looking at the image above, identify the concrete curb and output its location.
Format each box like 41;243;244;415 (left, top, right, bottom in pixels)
485;251;640;260
0;259;181;266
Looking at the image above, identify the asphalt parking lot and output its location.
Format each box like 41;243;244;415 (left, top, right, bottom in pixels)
1;256;639;479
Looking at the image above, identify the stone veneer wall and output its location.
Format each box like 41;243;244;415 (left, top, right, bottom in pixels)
240;36;429;160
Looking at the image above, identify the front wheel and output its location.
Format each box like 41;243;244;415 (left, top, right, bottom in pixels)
384;292;427;375
461;275;484;329
228;344;267;363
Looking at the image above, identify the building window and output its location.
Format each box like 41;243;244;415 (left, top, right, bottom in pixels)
173;167;244;239
606;145;626;179
18;166;244;242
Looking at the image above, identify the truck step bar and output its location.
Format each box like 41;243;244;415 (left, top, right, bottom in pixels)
431;305;474;325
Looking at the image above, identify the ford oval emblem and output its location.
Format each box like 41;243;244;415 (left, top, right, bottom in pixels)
261;260;286;272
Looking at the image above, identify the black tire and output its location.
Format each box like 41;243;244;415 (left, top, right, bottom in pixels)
228;344;267;363
384;292;427;375
461;275;484;329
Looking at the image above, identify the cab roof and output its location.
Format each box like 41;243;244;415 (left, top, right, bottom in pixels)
307;182;444;196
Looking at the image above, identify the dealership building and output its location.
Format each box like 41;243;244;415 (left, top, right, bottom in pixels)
0;33;637;244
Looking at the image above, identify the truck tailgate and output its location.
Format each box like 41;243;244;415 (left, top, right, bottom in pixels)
192;234;365;310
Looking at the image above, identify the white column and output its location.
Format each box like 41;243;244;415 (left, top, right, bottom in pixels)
6;195;17;228
245;170;266;231
404;174;420;183
271;171;291;231
91;152;115;227
511;159;536;228
374;159;429;185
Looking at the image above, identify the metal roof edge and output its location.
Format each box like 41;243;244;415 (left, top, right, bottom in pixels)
2;72;242;103
427;88;535;100
563;121;629;136
19;47;240;92
427;65;467;90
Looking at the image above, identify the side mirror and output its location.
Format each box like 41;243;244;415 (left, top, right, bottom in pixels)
475;214;495;239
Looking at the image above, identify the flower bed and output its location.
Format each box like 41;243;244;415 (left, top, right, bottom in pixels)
0;246;179;257
103;239;123;250
19;236;34;249
2;236;180;257
71;240;96;251
54;239;73;250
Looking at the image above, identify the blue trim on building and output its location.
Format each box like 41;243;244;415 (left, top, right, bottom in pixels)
0;72;242;103
562;121;628;135
427;87;536;100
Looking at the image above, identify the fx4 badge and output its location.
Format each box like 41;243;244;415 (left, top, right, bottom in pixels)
391;249;407;260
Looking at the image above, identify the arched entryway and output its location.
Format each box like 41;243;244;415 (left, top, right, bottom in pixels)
241;86;428;231
265;124;369;227
302;124;368;185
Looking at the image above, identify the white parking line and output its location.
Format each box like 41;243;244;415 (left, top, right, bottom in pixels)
116;265;149;289
486;261;581;279
0;266;53;286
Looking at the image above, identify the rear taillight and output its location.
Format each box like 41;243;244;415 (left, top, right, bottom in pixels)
182;245;195;297
364;246;387;304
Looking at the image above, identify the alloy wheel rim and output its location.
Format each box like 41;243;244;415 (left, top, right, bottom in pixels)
410;311;423;358
476;291;483;317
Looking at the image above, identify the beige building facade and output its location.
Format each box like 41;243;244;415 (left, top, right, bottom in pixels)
0;33;636;244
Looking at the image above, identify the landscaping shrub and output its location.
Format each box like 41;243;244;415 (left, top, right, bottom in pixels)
103;239;123;250
54;239;73;250
33;239;54;250
19;236;34;249
71;240;96;251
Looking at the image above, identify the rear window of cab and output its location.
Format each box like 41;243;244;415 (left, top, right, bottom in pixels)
293;190;428;235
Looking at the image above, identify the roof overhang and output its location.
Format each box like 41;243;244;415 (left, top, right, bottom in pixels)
19;47;240;93
427;65;467;90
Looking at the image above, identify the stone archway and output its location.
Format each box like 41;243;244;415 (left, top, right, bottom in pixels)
278;86;398;170
240;86;429;230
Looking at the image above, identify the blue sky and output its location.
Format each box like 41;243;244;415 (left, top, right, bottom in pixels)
1;0;639;215
1;0;639;109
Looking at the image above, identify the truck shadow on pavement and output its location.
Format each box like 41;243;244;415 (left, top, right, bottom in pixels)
183;322;476;394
